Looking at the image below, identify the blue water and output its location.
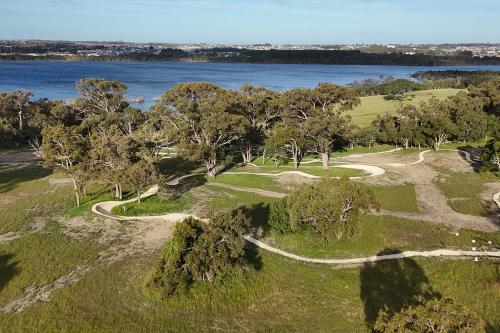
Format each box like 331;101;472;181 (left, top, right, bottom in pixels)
1;61;500;108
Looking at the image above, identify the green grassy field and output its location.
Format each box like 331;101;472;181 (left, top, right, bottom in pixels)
369;183;419;213
111;193;195;216
265;215;499;259
350;89;462;127
436;170;498;216
1;153;499;332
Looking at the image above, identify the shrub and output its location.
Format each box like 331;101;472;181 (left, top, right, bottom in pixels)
146;217;204;297
288;177;379;241
145;211;251;298
268;197;291;233
374;297;485;333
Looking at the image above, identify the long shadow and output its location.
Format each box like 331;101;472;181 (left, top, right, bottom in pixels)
165;174;207;197
157;156;202;178
0;164;51;194
360;248;440;328
0;253;19;291
457;145;483;172
240;203;271;238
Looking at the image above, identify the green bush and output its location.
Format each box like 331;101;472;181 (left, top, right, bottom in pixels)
289;177;379;241
145;211;251;298
374;297;485;333
146;217;204;298
268;197;291;233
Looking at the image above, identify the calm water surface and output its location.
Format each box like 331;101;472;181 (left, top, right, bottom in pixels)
1;61;500;108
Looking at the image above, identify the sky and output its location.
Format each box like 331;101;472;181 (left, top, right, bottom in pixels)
1;0;499;44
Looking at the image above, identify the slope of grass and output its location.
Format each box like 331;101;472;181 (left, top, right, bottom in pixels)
369;183;419;212
436;171;498;216
1;250;498;333
265;215;500;259
350;89;462;127
1;149;499;332
111;193;195;216
206;174;285;192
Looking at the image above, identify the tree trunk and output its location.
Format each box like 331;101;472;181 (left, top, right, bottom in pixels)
262;149;266;164
321;152;329;170
137;190;141;203
205;158;219;177
245;147;252;164
292;146;302;169
71;177;80;207
18;111;23;131
115;184;120;199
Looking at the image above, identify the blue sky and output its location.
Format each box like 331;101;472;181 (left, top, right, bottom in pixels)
1;0;499;44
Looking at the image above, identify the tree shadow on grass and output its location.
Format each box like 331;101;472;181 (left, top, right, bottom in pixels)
0;165;51;194
0;253;19;291
360;248;441;328
457;145;483;172
240;203;271;238
164;174;207;197
157;157;202;178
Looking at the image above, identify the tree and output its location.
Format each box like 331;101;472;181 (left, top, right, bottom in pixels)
41;125;87;206
277;88;313;168
146;211;251;298
123;160;158;203
139;105;177;163
146;217;205;298
121;107;145;136
288;177;379;240
75;78;128;116
88;126;142;199
0;90;33;132
185;210;250;282
267;197;291;233
374;297;485;333
420;99;456;150
238;84;280;163
160;83;249;177
481;136;500;172
469;77;500;117
306;83;359;169
265;123;309;169
448;93;487;142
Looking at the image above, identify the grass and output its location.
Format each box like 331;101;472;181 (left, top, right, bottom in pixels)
229;164;366;178
436;170;498;216
111;193;195;216
1;250;498;332
1;149;500;332
350;89;462;127
369;183;419;212
266;215;500;259
206;173;285;192
0;166;71;234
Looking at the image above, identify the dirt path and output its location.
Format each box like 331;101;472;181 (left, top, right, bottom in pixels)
89;173;500;268
340;150;499;232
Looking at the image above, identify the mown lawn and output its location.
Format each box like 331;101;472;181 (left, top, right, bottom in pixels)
206;173;285;192
111;193;195;216
436;171;498;216
369;183;419;212
351;89;462;127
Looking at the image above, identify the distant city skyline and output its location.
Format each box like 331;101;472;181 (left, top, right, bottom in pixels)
1;0;499;44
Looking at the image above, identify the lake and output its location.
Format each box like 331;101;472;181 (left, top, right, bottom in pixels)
1;61;500;108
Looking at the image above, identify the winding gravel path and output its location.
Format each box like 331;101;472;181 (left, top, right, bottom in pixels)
91;148;500;265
